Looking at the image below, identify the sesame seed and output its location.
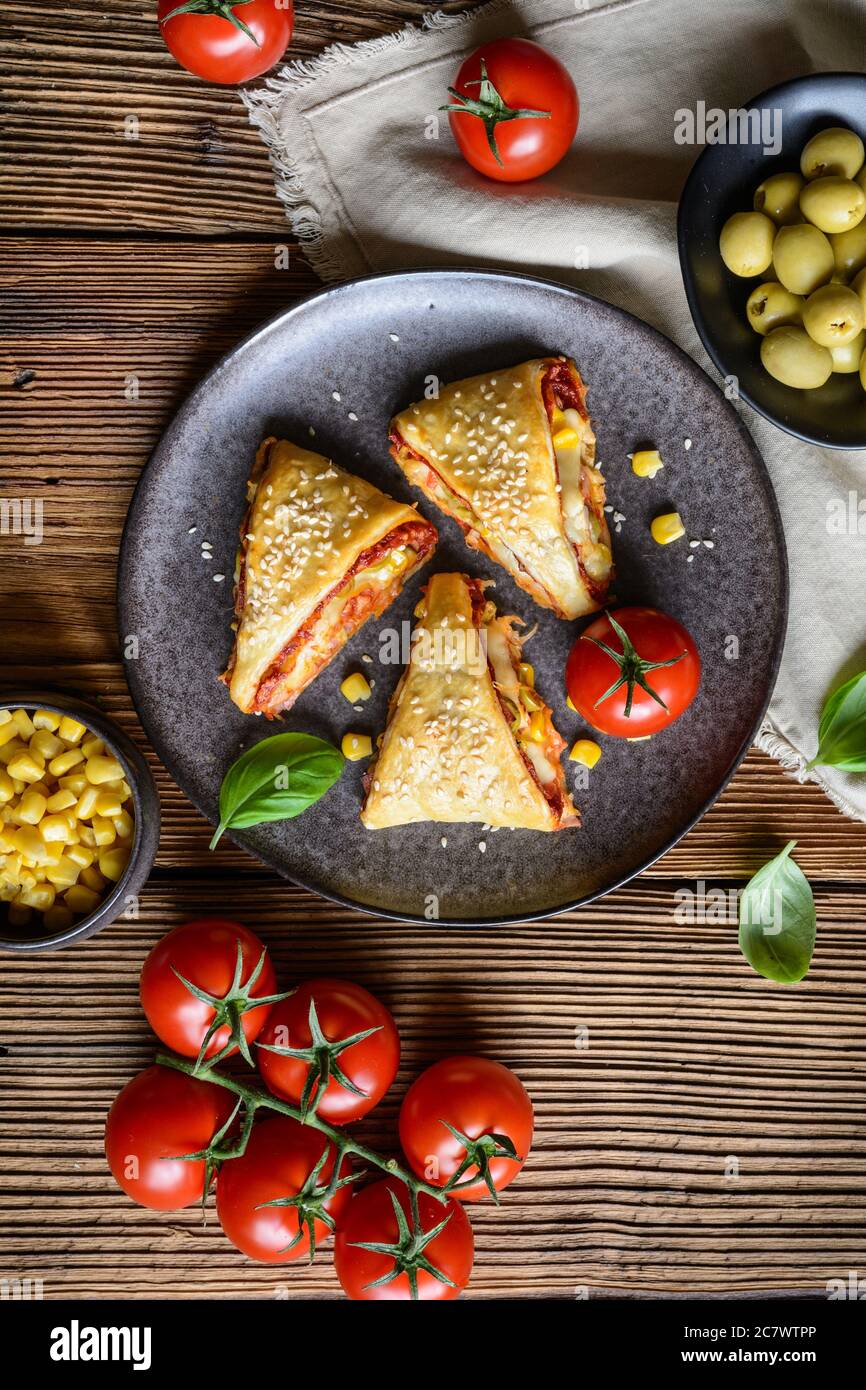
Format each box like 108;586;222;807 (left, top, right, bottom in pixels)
188;525;197;534
348;412;358;421
389;332;400;342
684;438;692;450
478;841;487;853
361;654;373;664
332;391;341;402
213;573;225;582
441;837;447;848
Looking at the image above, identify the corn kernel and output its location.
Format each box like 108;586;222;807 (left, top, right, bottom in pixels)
30;730;63;761
0;721;20;749
0;740;26;767
45;856;81;890
112;809;134;840
49;748;84;777
64;884;100;915
342;733;372;761
46;789;77;813
44;904;75;933
18;868;37;890
552;426;581;450
94;790;122;818
11;708;36;739
0;710;10;725
569;739;603;769
650;511;685;545
340;672;372;703
7;751;45;784
85;755;124;786
0;769;14;805
75;785;101;819
40;813;73;844
58;716;86;745
631;449;665;479
58;773;87;796
518;662;534;687
80;864;107;894
527;711;547;743
82;736;105;760
11;825;52;864
7;903;32;928
78;825;97;848
98;847;130;882
17;791;48;825
550;408;568;431
18;882;55;912
91;816;115;847
0;825;17;854
32;710;61;732
66;843;95;869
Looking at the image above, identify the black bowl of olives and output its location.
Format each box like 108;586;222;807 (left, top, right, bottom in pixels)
678;72;866;450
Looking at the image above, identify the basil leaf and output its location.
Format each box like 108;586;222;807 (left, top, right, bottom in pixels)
210;733;345;849
738;841;816;984
808;669;866;771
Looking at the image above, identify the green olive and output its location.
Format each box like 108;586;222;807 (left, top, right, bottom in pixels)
830;330;866;373
760;327;833;389
754;171;805;225
803;285;865;346
800;127;865;181
772;223;834;294
719;211;776;277
800;177;866;234
830;222;866;279
853;267;866;314
746;281;804;335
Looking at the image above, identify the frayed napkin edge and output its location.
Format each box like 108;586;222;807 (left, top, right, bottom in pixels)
240;2;516;282
756;717;866;824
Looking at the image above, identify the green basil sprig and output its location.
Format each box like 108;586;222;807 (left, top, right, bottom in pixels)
738;841;816;984
210;732;345;850
807;670;866;772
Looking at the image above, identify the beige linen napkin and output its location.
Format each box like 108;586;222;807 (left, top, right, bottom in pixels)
244;0;866;822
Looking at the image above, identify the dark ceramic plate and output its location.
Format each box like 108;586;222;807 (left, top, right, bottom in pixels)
118;269;787;926
679;72;866;450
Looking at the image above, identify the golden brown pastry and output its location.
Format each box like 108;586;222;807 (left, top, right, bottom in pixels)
389;356;613;620
222;438;437;716
360;572;579;831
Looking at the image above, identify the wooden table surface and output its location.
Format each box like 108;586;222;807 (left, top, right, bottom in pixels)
2;1;865;1301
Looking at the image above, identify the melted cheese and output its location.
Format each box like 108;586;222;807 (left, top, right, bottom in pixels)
553;408;612;582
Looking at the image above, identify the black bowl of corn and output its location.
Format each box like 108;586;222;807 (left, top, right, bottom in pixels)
0;691;160;952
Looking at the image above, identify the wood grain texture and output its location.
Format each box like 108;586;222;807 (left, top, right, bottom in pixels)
1;14;866;1297
0;0;475;233
2;881;865;1298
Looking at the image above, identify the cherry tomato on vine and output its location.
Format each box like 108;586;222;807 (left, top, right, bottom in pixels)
399;1056;533;1202
158;0;294;85
566;607;701;738
140;918;285;1067
104;1066;235;1211
334;1179;473;1301
443;37;579;182
256;977;400;1124
216;1115;353;1263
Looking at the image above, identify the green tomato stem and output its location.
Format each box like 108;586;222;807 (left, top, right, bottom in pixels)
155;1051;452;1203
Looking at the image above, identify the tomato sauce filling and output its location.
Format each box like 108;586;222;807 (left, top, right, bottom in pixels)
251;519;436;714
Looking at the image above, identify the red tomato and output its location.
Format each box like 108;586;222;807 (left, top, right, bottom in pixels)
257;977;399;1124
444;37;578;182
158;0;293;85
104;1066;235;1211
399;1056;533;1201
140;917;282;1065
216;1115;352;1263
334;1180;473;1301
566;607;701;738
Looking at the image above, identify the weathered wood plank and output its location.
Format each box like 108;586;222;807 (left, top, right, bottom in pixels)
1;881;863;1298
0;0;476;232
